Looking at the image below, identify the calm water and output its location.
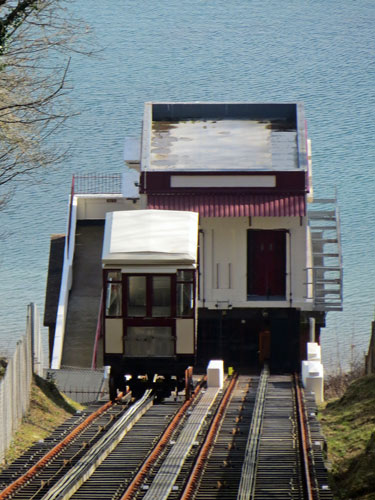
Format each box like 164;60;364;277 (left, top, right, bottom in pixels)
1;0;374;372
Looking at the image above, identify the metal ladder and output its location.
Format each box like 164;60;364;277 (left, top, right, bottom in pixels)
307;198;343;311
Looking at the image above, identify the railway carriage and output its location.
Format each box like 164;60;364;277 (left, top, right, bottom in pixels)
101;209;199;398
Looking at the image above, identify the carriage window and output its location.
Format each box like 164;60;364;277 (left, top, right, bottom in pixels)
107;270;121;282
152;276;171;317
177;270;194;317
128;276;147;316
177;270;194;281
106;283;122;316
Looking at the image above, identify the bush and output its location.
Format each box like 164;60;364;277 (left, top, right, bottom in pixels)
0;357;8;379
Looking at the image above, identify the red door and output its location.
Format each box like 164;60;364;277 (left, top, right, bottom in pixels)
247;230;286;298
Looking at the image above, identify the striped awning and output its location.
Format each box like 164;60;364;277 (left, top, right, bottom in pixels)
147;193;306;217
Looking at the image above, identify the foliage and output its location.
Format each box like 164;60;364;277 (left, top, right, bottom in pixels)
0;0;90;198
324;356;366;400
319;375;375;500
0;356;8;378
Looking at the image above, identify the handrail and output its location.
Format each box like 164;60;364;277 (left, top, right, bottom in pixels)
91;291;104;370
66;175;75;259
51;195;78;369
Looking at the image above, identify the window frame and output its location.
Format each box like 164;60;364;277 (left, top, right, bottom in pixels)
104;269;196;320
124;273;176;319
104;269;123;318
176;269;196;318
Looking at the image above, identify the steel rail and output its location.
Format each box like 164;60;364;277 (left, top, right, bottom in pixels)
237;366;269;500
294;374;316;500
180;374;238;500
0;394;126;500
40;390;153;500
119;377;206;500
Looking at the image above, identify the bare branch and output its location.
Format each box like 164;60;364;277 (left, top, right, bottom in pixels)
0;57;71;112
0;0;92;198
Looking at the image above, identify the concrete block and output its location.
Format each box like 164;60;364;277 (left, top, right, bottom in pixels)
307;342;321;361
207;360;224;388
302;360;324;404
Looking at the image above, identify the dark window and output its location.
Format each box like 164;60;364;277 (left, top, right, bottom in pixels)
176;270;195;317
128;276;147;316
105;270;122;316
152;276;172;317
105;271;195;319
125;274;173;318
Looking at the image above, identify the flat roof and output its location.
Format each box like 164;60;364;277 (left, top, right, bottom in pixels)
141;102;308;173
150;119;297;171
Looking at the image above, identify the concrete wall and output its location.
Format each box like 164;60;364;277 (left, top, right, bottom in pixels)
76;195;146;220
198;216;312;311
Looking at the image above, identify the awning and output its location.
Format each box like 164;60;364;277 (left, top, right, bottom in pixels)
147;193;305;217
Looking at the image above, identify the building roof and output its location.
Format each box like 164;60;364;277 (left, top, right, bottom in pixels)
147;193;305;217
141;102;308;173
102;210;199;266
150;119;297;172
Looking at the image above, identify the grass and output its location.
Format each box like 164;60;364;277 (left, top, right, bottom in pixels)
319;374;375;500
1;374;84;469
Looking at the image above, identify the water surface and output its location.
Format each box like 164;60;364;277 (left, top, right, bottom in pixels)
1;0;374;371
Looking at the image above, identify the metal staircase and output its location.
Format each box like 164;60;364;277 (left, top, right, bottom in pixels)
307;198;343;311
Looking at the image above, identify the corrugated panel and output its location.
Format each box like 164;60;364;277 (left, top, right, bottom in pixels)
147;193;305;217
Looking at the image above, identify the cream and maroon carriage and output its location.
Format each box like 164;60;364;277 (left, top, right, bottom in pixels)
102;209;198;399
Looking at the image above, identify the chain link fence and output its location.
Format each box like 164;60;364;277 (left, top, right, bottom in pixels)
0;303;42;464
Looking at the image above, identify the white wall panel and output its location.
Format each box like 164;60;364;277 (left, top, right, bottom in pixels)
199;216;310;310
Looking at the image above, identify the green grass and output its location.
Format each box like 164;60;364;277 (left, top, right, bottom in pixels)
1;374;84;469
319;375;375;500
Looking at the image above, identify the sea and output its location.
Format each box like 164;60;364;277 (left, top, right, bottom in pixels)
0;0;374;373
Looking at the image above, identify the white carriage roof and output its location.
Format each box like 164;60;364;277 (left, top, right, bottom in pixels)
102;209;199;266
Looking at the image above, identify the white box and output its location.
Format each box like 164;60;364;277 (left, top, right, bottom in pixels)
207;360;224;388
307;342;321;361
302;360;324;404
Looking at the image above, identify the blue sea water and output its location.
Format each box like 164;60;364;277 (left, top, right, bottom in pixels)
0;0;374;372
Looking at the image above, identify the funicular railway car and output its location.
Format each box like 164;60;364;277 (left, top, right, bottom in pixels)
101;209;199;399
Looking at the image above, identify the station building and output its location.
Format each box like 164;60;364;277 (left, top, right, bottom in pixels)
45;102;343;378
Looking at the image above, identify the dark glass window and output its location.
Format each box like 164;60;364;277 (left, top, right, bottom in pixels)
152;276;171;317
124;274;173;318
105;270;122;316
128;276;147;316
176;270;195;317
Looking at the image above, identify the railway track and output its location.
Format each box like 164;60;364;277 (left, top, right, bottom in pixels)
0;372;332;500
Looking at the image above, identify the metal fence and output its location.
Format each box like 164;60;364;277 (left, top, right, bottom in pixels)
0;303;42;464
45;367;107;404
73;174;122;194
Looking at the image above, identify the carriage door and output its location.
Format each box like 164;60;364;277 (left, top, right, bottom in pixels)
247;230;286;298
123;274;175;357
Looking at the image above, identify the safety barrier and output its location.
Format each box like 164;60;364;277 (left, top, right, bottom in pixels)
0;304;42;464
